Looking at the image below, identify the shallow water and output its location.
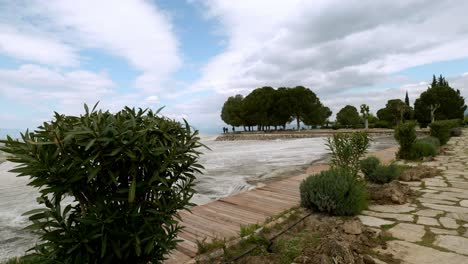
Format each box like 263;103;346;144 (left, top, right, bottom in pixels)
0;135;396;260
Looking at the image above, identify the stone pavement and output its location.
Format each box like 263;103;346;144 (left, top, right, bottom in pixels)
358;129;468;264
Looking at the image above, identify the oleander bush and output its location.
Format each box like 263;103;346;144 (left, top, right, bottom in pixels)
365;164;401;184
325;132;370;176
359;156;381;179
394;121;417;159
429;119;462;145
300;168;368;216
0;105;204;264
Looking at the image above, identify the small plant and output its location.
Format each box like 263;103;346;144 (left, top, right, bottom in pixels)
366;164;401;184
325;132;371;176
240;223;261;237
429;119;462;145
196;237;226;254
416;136;440;148
410;141;437;159
394;121;417;159
300;168;368;216
360;156;381;178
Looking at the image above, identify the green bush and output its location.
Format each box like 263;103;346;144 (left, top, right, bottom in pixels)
394;121;417;159
325;132;370;176
0;105;204;263
300;168;368;216
416;136;440;148
365;164;400;184
374;120;392;128
409;141;437;160
429;119;461;145
360;156;381;178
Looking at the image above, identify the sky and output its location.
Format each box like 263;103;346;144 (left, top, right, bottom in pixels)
0;0;467;135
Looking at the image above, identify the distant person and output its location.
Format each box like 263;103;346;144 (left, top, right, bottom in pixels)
232;127;235;133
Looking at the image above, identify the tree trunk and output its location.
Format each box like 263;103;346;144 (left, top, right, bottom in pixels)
296;115;300;130
365;119;368;129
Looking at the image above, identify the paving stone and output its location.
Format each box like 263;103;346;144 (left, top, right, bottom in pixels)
418;197;456;205
422;193;460;201
439;217;459;229
420;189;439;193
417;216;440;226
403;181;422;187
422;178;448;187
449;182;468;190
357;215;394;227
460;200;468;207
446;212;468;221
368;204;416;213
382;240;468;264
434;235;468;255
361;210;414;222
422;203;468;214
430;227;458;235
414;209;444;217
388;223;425;242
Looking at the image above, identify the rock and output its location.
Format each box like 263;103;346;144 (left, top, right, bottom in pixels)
429;227;458;235
439;217;458;229
414;209;444;217
434;235;468;255
343;220;363;235
450;128;462;137
368;203;416;213
362;255;375;264
460;200;468;207
417;216;440;226
388;223;426;242
367;181;409;204
382;240;468;264
361;210;414;222
358;215;394;227
399;165;439;181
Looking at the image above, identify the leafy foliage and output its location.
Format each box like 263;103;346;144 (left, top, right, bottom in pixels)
336;105;361;128
220;86;331;130
359;156;381;178
377;99;410;127
0;105;204;263
416;136;440;149
300;168;368;216
429;119;462;145
410;141;438;160
414;75;467;126
365;164;401;184
394;121;417;159
326;132;371;176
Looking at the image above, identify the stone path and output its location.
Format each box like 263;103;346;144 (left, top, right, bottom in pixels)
359;129;468;263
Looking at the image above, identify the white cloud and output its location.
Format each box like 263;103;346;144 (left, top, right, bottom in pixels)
0;26;78;66
36;0;181;92
192;0;468;96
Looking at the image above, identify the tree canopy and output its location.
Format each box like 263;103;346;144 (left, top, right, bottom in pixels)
414;75;467;125
336;105;361;127
220;86;330;130
377;99;409;127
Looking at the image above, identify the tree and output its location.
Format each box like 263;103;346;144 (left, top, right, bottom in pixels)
377;99;408;127
0;105;204;263
414;75;467;126
360;104;370;129
221;95;244;129
288;86;323;130
336;105;361;128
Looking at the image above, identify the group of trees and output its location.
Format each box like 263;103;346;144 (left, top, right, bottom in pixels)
222;75;466;131
221;86;331;131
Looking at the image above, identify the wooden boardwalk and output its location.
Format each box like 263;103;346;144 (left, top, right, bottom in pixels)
165;147;398;263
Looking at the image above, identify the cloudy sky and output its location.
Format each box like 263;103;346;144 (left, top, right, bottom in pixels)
0;0;467;134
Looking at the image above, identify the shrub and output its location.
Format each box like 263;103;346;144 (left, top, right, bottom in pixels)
374;120;392;128
360;156;381;178
300;168;368;216
394;121;417;159
410;141;438;160
416;136;440;148
0;105;204;263
366;164;401;184
325;132;370;176
429;119;461;145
